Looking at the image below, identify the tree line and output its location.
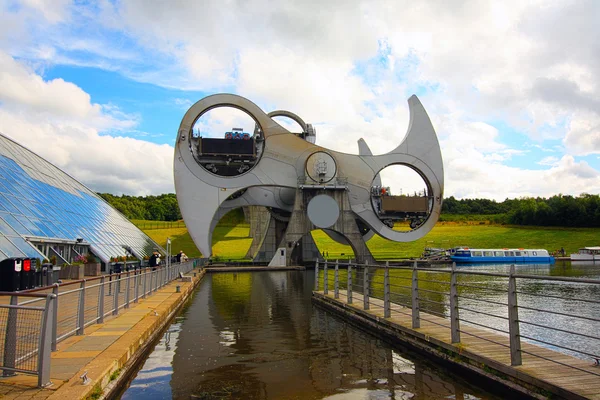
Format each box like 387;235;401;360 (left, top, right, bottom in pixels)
100;192;600;228
98;193;182;221
442;194;600;227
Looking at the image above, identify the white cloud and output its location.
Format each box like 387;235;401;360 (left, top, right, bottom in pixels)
538;156;560;167
0;52;173;195
1;0;600;202
563;112;600;156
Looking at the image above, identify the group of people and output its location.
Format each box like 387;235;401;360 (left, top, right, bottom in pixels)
176;250;188;262
147;249;188;271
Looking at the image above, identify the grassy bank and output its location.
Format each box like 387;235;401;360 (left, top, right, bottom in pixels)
135;219;600;261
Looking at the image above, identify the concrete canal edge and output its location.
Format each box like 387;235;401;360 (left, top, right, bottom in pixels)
312;292;585;400
47;268;206;400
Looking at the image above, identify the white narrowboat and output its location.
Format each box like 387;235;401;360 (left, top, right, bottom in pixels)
570;247;600;261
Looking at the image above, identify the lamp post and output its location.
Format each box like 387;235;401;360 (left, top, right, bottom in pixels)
166;238;171;270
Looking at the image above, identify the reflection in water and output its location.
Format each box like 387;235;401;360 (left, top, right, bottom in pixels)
121;271;504;399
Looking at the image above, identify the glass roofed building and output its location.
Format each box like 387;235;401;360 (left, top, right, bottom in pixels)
0;132;164;272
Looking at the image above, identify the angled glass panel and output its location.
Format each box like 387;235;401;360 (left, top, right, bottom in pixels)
0;212;32;235
0;235;26;257
13;215;45;237
29;218;57;238
7;236;42;259
0;194;20;214
0;216;19;236
6;195;35;217
0;180;10;194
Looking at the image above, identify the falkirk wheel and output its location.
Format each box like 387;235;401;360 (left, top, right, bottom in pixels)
174;94;444;266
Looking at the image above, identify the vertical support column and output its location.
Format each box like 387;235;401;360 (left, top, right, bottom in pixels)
347;264;353;304
3;296;18;376
334;260;339;299
323;261;328;295
51;284;58;351
508;264;522;366
384;262;390;318
76;280;86;335
363;265;370;310
314;261;319;291
124;273;130;309
98;277;105;324
134;273;139;303
142;270;147;299
37;294;56;387
412;261;420;329
450;262;460;343
113;277;120;315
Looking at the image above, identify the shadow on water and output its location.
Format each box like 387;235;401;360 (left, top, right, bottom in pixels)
119;270;523;399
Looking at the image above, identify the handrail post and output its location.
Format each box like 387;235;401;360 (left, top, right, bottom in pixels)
76;280;86;335
412;261;420;328
384;261;391;318
142;270;147;299
334;260;339;299
347;263;353;304
363;265;370;310
134;272;139;303
508;264;522;366
51;284;58;351
450;262;460;343
324;261;328;295
3;295;18;376
314;261;319;291
38;293;56;387
98;276;105;324
124;272;130;309
113;275;120;315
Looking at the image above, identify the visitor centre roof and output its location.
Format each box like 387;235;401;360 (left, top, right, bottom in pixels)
0;132;163;263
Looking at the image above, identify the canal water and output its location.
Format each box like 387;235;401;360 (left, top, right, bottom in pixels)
119;270;509;399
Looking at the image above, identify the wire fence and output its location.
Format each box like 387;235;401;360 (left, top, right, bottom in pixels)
134;221;187;230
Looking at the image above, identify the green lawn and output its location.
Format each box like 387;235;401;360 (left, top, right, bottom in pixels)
134;222;251;260
135;219;600;261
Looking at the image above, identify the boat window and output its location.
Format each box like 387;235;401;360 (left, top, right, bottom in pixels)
505;251;514;256
522;251;528;256
483;251;493;257
494;251;504;257
472;251;482;257
532;251;537;256
515;251;521;256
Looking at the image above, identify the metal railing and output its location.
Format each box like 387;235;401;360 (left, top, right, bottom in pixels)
0;259;205;386
0;293;55;387
315;260;600;376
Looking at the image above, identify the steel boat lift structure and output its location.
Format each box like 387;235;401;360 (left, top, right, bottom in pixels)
174;94;444;266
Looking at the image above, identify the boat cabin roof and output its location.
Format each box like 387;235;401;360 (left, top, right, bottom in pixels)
455;248;549;253
580;246;600;251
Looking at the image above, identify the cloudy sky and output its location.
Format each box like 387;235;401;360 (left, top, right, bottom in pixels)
0;0;599;200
